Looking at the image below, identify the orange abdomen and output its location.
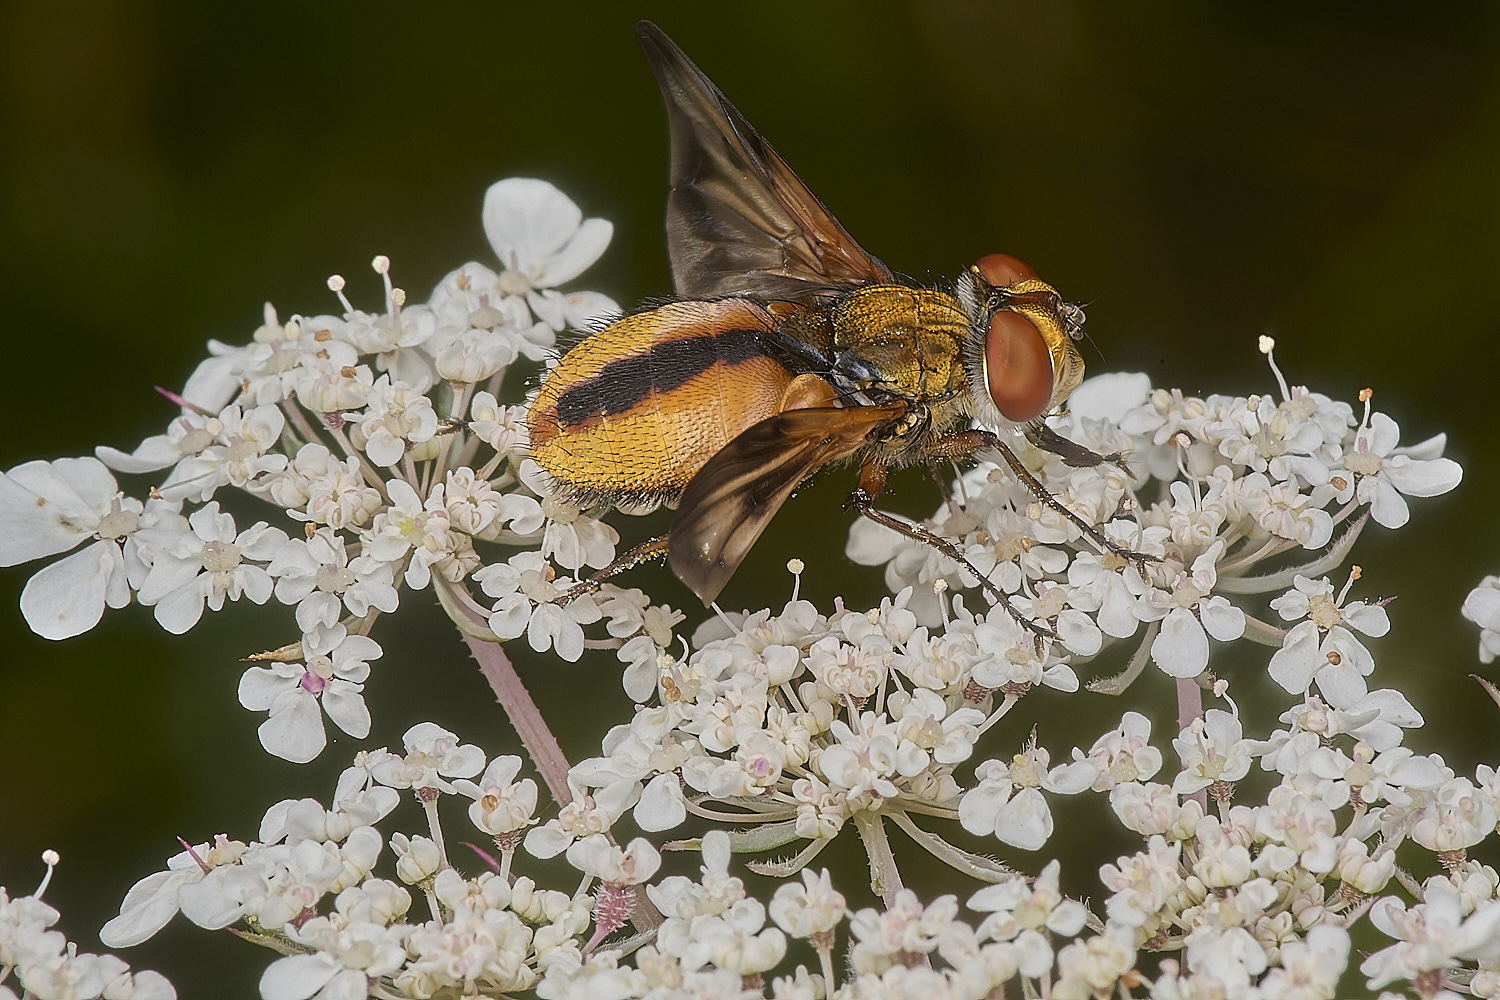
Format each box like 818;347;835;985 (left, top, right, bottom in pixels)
528;299;795;501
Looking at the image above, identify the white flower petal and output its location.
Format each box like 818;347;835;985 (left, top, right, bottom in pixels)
548;609;587;662
136;552;202;607
1385;454;1462;498
1394;431;1447;460
1044;759;1102;795
1040;662;1080;692
1267;622;1319;694
1366;412;1402;453
438;743;486;779
180;352;244;413
1342;602;1390;637
485;178;581;265
0;461;102;565
561;290;622;329
123;969;177;1000
533;217;614;287
1064;372;1152;423
994;787;1052;851
38;455;119;508
636;772;687;832
845;515;904;565
1048;899;1089;936
621;653;658;704
99;870;194;948
363;431;405;468
177;868;248;929
1056;608;1102;655
96;434;182;474
258;689;328;763
153;579;208;635
527;603;561;654
1358;474;1410;529
19;540;120;639
959;782;1011;836
238;665;297;711
322;681;372;739
489;593;532;640
1199;596;1245;642
566;833;619;879
1313;659;1368;706
526;290;565;330
259;953;342;1000
1151;607;1208;677
1098;582;1141;638
1355;688;1423;730
1385;752;1445;789
524;823;573;859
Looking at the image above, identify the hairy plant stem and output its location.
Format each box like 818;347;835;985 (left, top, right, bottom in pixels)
463;635;573;807
853;813;904;907
461;630;663;930
1176;676;1208;810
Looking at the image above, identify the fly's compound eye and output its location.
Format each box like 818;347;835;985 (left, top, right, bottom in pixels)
974;252;1037;288
973;253;1053;422
984;309;1053;422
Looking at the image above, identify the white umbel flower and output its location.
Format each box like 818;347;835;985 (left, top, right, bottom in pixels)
0;457;149;639
371;722;485;793
482;177;613;341
238;624;382;764
1463;575;1500;664
769;868;847;939
135;503;287;634
452;755;539;838
350;375;439;468
1335;410;1462;529
959;746;1100;851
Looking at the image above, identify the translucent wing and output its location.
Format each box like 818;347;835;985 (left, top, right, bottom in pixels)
668;402;905;605
637;21;894;304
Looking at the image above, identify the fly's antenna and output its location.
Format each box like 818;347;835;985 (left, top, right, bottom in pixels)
1070;296;1106;364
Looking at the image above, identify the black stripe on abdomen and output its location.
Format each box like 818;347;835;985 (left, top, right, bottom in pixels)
553;328;765;426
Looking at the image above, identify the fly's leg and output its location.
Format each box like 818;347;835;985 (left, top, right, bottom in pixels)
924;461;953;503
850;459;1058;642
1026;422;1135;480
931;430;1157;571
558;535;671;606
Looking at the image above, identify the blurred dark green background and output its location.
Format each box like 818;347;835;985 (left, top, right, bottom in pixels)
3;2;1500;995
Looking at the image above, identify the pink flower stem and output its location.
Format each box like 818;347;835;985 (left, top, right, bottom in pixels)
327;422;390;498
279;398;324;450
462;635;573;807
460;631;662;931
1177;676;1208;810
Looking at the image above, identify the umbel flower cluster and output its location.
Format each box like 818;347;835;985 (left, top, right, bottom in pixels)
2;178;1498;1000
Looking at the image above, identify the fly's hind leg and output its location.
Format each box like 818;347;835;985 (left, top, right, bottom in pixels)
559;535;671;606
925;461;954;503
931;430;1157;571
849;459;1058;642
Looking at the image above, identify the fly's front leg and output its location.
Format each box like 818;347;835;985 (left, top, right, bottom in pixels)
559;535;671;606
931;430;1157;571
1026;422;1135;481
848;458;1058;642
